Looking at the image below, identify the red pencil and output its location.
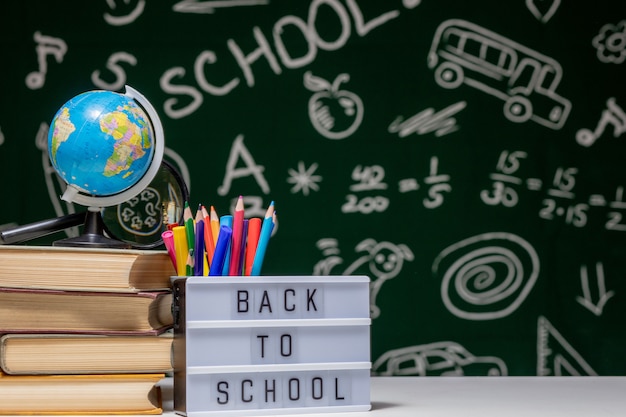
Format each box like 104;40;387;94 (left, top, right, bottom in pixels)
228;196;245;276
244;217;262;276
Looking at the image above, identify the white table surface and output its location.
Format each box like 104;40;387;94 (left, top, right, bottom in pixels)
159;376;626;416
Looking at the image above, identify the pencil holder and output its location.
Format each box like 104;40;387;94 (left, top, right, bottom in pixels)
172;276;371;416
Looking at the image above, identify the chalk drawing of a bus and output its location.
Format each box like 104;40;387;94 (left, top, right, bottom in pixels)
427;19;571;130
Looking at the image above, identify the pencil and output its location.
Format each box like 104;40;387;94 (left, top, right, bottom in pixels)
220;215;233;276
183;202;195;271
201;205;215;266
194;219;205;276
238;219;249;275
228;196;245;276
161;230;177;271
244;217;262;276
250;201;275;276
172;225;188;276
210;225;232;276
210;205;220;247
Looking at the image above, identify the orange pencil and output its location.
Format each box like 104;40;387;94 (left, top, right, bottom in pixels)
201;206;215;266
244;217;262;276
210;206;220;246
228;196;245;276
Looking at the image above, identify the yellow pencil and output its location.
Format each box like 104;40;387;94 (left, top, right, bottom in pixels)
172;225;188;276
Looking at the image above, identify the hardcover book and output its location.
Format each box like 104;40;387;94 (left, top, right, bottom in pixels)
0;371;165;415
0;332;173;375
0;245;174;292
0;288;173;334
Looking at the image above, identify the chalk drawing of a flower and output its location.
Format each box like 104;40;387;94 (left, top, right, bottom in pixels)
592;20;626;64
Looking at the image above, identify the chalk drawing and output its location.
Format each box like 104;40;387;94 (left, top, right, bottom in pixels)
218;134;270;196
592;20;626;64
537;316;597;376
304;71;364;140
388;101;466;138
314;238;414;318
428;19;571;129
91;52;138;91
104;0;145;26
287;161;322;196
576;98;626;147
526;0;561;24
576;262;614;316
432;232;539;320
372;341;507;376
25;32;67;90
173;0;269;14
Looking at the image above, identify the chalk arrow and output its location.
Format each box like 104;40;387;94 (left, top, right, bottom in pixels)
576;262;614;316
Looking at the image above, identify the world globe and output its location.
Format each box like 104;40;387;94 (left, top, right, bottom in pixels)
47;86;164;208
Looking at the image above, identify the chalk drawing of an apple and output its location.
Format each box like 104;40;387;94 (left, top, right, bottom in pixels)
304;71;364;140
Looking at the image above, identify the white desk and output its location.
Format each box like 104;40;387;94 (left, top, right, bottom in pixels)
160;376;626;416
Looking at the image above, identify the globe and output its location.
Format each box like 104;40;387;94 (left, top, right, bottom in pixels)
48;90;155;200
45;86;166;248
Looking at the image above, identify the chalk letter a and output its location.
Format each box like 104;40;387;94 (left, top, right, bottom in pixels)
218;134;270;196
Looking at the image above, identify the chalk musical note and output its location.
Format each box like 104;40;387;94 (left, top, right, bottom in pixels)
576;98;626;147
25;32;68;90
526;0;561;24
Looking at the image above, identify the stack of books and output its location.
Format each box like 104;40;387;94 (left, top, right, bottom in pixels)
0;245;175;415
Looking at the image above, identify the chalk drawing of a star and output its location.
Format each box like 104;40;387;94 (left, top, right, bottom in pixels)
287;161;322;196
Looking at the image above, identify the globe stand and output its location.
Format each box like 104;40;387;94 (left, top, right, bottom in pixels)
53;207;131;249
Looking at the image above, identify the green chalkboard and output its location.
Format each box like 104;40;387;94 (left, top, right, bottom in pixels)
1;0;626;376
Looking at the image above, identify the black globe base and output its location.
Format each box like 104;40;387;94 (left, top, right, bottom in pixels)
53;209;131;249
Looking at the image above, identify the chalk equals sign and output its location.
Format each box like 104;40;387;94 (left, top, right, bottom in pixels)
389;101;466;138
591;186;626;208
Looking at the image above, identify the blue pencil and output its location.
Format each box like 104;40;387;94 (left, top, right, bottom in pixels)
209;225;232;276
250;201;275;276
220;215;233;275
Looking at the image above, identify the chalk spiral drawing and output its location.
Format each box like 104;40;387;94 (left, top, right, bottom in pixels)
314;238;414;319
432;232;539;321
537;316;597;376
372;341;507;376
